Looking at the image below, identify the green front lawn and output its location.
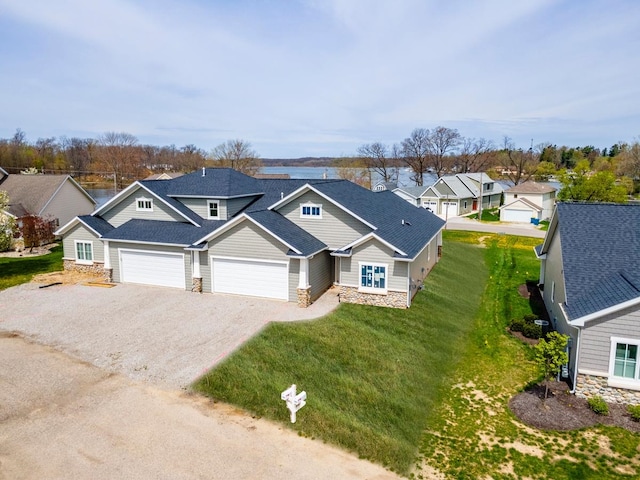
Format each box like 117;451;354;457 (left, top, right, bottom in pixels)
0;245;63;290
194;232;640;478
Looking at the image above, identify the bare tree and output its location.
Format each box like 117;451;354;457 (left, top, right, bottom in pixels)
401;128;431;186
179;144;207;172
334;157;371;188
357;142;398;184
426;126;462;176
97;132;140;189
209;139;261;176
499;136;540;185
457;137;495;173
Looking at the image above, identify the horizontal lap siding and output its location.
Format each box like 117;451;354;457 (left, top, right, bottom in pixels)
63;223;104;262
409;236;438;297
289;260;300;302
340;239;408;292
206;220;296;301
227;197;255;217
102;188;185;227
579;307;640;373
109;242;191;288
176;198;215;219
45;182;95;227
278;191;371;250
309;251;331;300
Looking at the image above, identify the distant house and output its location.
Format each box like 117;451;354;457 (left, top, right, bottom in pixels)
500;181;556;223
536;202;640;404
0;171;96;228
394;173;503;217
145;172;184;180
56;168;445;309
253;173;291;179
372;181;398;192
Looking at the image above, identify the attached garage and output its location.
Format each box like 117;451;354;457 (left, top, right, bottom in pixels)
120;249;186;288
443;201;458;218
212;256;288;300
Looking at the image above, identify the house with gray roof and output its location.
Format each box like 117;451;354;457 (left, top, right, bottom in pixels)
0;172;96;228
56;168;445;308
535;202;640;404
500;181;556;223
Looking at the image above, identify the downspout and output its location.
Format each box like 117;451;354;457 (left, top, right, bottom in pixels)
569;323;581;394
407;263;411;308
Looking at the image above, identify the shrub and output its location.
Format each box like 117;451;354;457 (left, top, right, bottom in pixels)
627;404;640;422
523;314;538;323
522;322;542;339
588;396;609;415
510;318;525;332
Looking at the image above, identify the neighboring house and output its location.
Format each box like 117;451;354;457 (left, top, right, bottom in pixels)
395;173;503;217
145;172;184;180
372;181;398;192
535;202;640;404
0;171;96;228
56;168;446;309
500;181;556;223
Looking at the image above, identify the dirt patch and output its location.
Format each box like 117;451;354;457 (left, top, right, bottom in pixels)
518;284;530;298
507;328;540;346
32;270;104;285
509;381;640;433
0;242;58;258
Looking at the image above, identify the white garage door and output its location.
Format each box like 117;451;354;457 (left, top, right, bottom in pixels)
212;257;288;300
502;208;533;223
443;201;458;217
120;250;185;289
423;200;438;212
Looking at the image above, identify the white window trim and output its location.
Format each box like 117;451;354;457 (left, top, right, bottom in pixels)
608;336;640;390
358;262;388;294
300;202;322;219
74;240;93;265
207;200;220;219
136;197;153;212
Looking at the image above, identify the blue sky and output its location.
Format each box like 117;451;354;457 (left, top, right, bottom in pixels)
0;0;638;158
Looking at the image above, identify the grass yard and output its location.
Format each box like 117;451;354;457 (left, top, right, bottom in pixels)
0;245;63;290
194;232;640;478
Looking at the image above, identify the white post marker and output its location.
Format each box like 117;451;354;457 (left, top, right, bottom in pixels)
280;384;307;423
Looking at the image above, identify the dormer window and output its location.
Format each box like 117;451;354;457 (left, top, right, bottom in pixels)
300;203;322;218
208;200;219;219
136;197;153;211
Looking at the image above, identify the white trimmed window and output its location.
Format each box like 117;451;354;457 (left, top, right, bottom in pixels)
136;197;153;211
359;263;387;293
208;200;219;219
609;337;640;387
300;203;322;218
75;240;93;264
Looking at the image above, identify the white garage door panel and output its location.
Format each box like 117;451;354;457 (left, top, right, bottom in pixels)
120;250;185;288
212;257;288;300
503;209;533;223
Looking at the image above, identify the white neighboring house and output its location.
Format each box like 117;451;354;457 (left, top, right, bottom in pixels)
499;181;556;223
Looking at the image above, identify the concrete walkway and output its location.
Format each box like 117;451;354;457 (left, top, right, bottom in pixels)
443;216;547;238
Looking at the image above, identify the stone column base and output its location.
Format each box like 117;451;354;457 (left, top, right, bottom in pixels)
575;373;640;405
438;245;443;258
297;287;311;308
63;259;105;276
104;268;113;283
338;286;407;309
192;277;203;293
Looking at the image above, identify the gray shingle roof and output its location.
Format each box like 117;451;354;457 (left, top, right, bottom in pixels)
78;215;114;236
556;202;640;319
163;168;263;198
139;180;206;225
507;181;556;194
102;219;222;246
246;210;327;256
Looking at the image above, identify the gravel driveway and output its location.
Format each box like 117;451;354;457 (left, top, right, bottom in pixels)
0;282;339;389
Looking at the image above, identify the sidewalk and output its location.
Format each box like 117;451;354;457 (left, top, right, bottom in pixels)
442;215;546;239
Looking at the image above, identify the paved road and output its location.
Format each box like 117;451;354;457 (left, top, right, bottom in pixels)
0;332;398;480
444;216;547;238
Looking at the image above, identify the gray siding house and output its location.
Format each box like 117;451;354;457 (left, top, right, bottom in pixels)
57;168;445;309
536;202;640;404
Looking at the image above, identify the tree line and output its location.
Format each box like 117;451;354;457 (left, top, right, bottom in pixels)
1;127;638;201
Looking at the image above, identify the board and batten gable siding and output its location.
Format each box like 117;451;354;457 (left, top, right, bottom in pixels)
339;238;408;292
409;236;438;297
101;188;185;227
204;220;297;301
578;306;640;374
434;181;456;197
45;181;95;227
108;242;191;287
278;191;371;250
62;223;104;262
309;250;332;301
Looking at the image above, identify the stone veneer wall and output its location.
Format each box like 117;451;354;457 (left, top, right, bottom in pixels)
297;287;311;308
339;286;406;309
63;260;106;278
192;277;203;293
575;374;640;405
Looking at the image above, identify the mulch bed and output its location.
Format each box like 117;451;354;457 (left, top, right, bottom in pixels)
509;381;640;433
